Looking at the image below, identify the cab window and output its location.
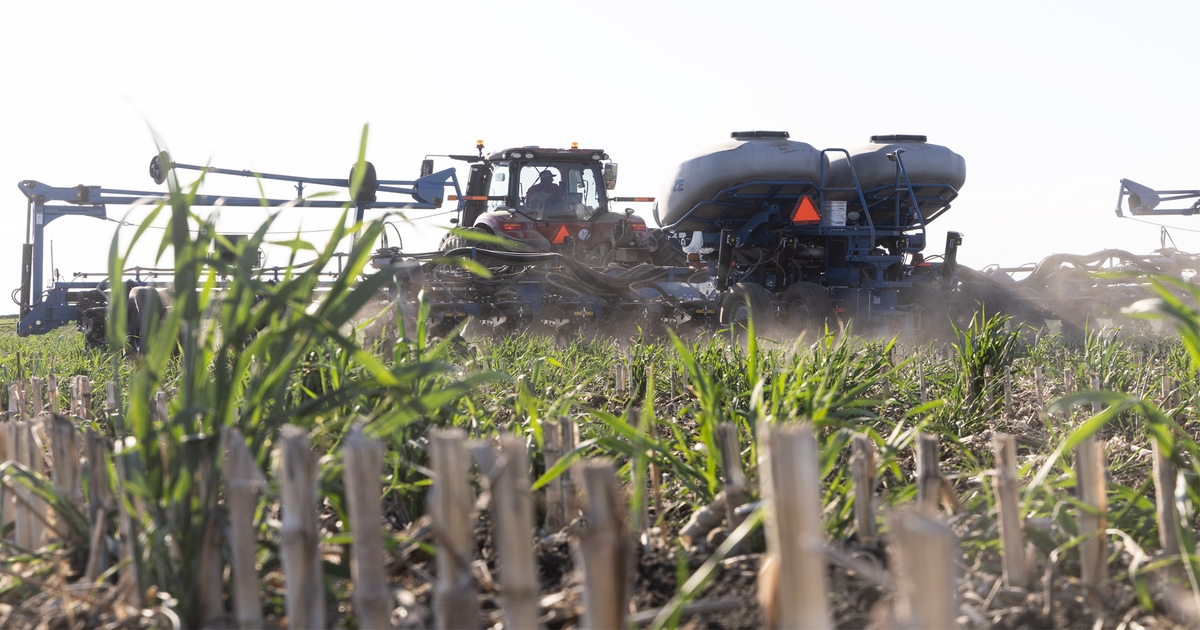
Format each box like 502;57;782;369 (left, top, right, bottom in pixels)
488;165;510;211
519;163;602;219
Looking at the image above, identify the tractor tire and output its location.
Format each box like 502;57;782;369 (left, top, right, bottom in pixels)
780;282;835;341
720;283;776;343
127;286;165;354
648;229;687;266
898;282;953;341
438;226;490;252
953;281;1002;326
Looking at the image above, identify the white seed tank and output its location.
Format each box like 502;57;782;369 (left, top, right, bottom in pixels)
826;135;966;194
654;131;826;231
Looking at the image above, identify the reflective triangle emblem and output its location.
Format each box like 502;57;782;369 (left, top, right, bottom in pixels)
791;196;821;224
552;225;570;244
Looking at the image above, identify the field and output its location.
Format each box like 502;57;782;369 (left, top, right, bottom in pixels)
6;157;1200;629
4;300;1200;628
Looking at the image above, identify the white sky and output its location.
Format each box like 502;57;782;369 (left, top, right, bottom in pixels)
2;1;1199;316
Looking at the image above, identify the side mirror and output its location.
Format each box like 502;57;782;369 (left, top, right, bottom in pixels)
603;163;618;190
420;159;434;178
450;217;459;224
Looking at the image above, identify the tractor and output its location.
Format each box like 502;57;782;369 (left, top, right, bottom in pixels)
430;142;658;265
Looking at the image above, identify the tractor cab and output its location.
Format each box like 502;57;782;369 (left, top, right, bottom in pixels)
443;144;654;264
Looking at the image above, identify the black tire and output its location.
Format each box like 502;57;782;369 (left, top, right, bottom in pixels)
953;281;1001;326
127;286;165;354
780;282;835;341
350;161;378;205
720;283;776;342
899;282;953;340
648;229;687;266
438;226;490;252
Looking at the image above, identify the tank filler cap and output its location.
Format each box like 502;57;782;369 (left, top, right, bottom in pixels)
730;130;790;139
870;134;927;143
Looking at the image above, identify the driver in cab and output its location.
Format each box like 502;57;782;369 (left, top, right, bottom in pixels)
524;170;564;213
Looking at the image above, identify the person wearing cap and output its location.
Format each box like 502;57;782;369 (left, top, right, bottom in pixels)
524;170;564;210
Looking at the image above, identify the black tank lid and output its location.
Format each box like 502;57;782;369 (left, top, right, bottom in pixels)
731;130;790;139
870;134;927;143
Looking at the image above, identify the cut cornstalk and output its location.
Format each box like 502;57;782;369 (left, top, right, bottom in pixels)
222;427;264;630
430;428;478;630
992;433;1028;589
852;433;876;546
1034;365;1045;418
542;417;566;533
716;422;747;528
1071;376;1109;592
5;421;30;548
47;413;84;513
277;425;325;629
984;365;995;415
343;426;391;630
105;382;118;417
758;421;831;629
112;438;141;603
14;420;45;549
198;513;225;627
1152;439;1180;558
574;460;631;630
83;428;111;581
1074;435;1108;592
10;381;30;421
0;422;10;535
1003;367;1013;418
30;378;43;416
916;433;942;515
479;434;539;630
542;416;580;534
70;375;91;420
562;419;580;520
1155;377;1182;560
888;509;957;629
47;374;60;414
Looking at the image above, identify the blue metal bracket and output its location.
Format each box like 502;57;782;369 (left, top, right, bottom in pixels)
734;208;779;247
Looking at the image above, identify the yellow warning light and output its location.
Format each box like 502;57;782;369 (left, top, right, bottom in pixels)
476;140;484;148
571;142;579;149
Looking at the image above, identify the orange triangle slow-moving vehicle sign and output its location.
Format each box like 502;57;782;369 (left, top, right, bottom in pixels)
791;196;821;224
552;225;570;244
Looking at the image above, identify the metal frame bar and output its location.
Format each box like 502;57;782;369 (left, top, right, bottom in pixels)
16;161;463;337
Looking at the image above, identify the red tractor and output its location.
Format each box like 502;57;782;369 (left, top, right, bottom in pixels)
432;142;657;265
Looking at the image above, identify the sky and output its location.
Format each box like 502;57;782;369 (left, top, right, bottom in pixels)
2;0;1199;317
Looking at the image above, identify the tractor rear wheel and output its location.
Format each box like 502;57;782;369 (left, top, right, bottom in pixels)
780;282;835;341
720;283;776;343
438;226;491;252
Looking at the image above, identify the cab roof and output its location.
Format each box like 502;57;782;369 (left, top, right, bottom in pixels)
487;146;609;162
